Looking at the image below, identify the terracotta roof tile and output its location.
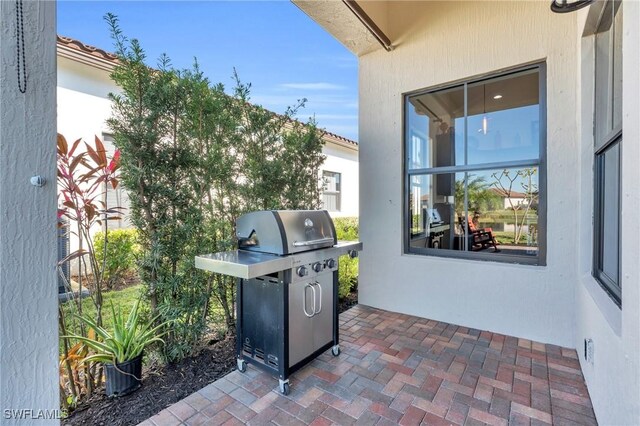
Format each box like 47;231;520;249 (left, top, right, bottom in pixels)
57;35;119;63
490;188;528;198
321;129;358;146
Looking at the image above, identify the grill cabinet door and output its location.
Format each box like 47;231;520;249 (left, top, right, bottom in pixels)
241;277;283;369
312;275;334;351
288;281;315;367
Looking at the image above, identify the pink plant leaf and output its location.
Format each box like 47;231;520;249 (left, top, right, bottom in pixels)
108;150;121;173
94;135;108;167
84;142;103;168
68;138;83;158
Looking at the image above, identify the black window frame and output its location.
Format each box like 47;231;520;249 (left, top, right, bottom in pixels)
402;63;547;266
593;133;621;305
592;0;623;306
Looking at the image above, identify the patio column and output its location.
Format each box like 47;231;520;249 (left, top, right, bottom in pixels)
0;1;59;424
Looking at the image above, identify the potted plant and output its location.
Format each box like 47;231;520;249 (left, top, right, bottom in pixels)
64;298;168;397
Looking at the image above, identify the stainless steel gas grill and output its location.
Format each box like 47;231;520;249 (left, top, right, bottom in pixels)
195;210;362;395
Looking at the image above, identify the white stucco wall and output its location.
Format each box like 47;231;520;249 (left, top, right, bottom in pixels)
57;57;118;142
0;1;59;424
574;2;640;424
322;143;359;217
358;1;578;346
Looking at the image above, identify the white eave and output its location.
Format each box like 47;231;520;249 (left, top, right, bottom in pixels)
292;0;392;56
322;132;359;152
57;43;116;72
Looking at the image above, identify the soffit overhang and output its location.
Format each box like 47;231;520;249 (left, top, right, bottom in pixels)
292;0;390;56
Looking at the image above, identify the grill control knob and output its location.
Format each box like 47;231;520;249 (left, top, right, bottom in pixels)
296;266;308;277
326;258;337;269
312;262;324;273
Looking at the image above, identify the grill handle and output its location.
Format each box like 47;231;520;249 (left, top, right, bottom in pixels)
237;229;258;248
303;284;316;318
292;237;334;247
313;282;322;314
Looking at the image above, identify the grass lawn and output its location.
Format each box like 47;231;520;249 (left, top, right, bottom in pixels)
493;231;517;245
60;284;145;353
493;231;537;246
483;210;538;221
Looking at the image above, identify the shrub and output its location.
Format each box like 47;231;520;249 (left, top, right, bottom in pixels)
93;229;140;289
333;217;359;299
106;14;325;361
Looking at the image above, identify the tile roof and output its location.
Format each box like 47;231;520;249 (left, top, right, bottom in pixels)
490;188;528;198
57;35;119;64
320;129;359;147
56;35;358;147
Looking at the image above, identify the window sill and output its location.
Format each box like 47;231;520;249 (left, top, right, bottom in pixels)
404;247;545;267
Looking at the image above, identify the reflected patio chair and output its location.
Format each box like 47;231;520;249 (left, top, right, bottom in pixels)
458;215;500;252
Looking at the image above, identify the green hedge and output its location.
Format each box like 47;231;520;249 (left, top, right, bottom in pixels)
93;229;140;288
333;217;359;299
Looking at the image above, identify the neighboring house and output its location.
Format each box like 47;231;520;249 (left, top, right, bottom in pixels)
489;188;531;210
319;132;358;217
56;36;359;249
294;1;639;425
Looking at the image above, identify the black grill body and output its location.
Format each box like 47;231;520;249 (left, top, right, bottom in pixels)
236;268;340;393
195;210;361;395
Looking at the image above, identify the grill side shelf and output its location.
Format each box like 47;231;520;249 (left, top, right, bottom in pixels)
195;250;292;279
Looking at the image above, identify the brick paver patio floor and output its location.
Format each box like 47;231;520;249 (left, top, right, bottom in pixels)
140;305;596;425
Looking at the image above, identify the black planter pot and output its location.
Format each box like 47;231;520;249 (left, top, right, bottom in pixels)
104;354;143;397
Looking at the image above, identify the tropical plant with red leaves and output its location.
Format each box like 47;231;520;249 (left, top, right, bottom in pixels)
57;133;122;406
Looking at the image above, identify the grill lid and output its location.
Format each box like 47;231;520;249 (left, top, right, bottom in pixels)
236;210;337;255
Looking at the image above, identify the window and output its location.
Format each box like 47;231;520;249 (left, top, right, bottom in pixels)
102;134;131;229
593;1;622;305
404;65;545;265
322;171;341;212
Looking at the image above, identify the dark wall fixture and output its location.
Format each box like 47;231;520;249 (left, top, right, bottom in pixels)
551;0;595;13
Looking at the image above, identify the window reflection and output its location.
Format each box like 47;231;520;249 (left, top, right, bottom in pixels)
405;66;543;263
409;173;462;250
595;1;622;143
407;69;540;169
466;70;540;165
406;85;465;169
409;167;539;257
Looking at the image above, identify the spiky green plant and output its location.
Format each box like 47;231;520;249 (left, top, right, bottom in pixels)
64;298;169;365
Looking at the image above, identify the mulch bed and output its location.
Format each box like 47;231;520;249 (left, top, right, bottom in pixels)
63;292;358;426
338;291;358;314
63;336;236;426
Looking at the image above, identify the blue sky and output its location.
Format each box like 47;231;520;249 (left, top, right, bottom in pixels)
57;1;359;141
